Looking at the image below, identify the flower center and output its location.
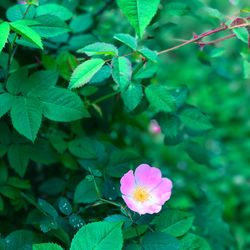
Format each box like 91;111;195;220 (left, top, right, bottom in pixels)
133;186;150;203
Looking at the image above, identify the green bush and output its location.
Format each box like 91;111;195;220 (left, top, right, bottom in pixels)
0;0;249;249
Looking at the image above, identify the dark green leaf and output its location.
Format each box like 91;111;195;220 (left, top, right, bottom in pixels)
142;232;180;250
153;209;194;237
10;96;42;142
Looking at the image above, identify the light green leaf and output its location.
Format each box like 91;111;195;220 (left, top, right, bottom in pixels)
133;61;158;80
36;4;73;21
0;22;10;53
112;57;132;91
69;59;105;89
31;87;89;122
33;243;64;250
10;21;43;49
0;93;12;118
74;178;103;204
121;82;143;111
116;0;160;38
138;48;158;62
114;33;137;50
232;27;249;44
10;96;42;142
70;221;123;250
78;42;118;56
142;232;180;250
7;144;29;177
153;209;194;237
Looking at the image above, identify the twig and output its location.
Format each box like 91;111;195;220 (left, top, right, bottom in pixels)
158;20;250;55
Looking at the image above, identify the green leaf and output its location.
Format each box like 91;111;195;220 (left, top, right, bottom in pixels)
70;14;93;33
58;197;72;216
6;68;28;95
7;144;30;177
112;57;132;91
33;243;64;250
114;33;137;50
10;21;43;49
116;0;160;38
5;230;40;250
78;42;118;56
138;48;158;62
32;15;70;38
6;4;36;22
153;209;194;237
0;162;9;185
121;82;143;111
74;178;103;204
70;221;123;250
232;27;249;44
69;214;85;230
194;203;232;250
10;96;42;142
145;84;176;112
185;141;211;166
31;87;89;122
180;233;211;250
36;4;73;21
179;105;212;133
68;137;105;160
27;70;59;94
69;59;105;89
156;113;184;145
0;93;12;118
142;232;180;250
133;61;158;80
0;22;10;53
38;199;59;220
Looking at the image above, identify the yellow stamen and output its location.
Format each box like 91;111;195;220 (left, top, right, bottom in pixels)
133;186;150;203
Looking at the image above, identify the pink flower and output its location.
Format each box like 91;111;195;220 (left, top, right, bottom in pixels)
18;0;27;4
120;164;172;215
149;120;161;134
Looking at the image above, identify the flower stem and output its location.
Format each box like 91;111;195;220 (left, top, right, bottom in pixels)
5;4;32;82
93;90;120;104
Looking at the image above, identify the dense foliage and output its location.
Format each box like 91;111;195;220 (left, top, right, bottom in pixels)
0;0;249;249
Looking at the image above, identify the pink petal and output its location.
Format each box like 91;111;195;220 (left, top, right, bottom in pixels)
135;164;162;189
122;195;141;213
151;178;172;205
120;170;136;196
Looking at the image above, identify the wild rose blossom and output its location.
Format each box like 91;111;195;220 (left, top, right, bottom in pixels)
120;164;172;214
149;119;161;134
